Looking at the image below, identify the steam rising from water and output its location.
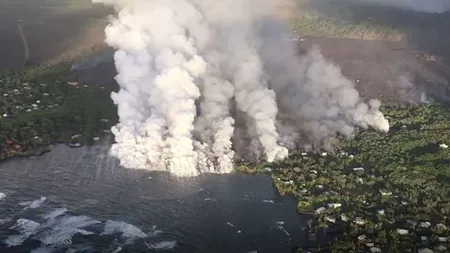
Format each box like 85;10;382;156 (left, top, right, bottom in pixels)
92;0;389;176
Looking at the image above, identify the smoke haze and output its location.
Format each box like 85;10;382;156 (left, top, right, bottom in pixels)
92;0;389;176
343;0;450;13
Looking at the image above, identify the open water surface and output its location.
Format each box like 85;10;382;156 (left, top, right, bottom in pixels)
0;144;311;253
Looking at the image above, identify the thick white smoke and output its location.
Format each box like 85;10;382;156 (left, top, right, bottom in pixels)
93;0;389;176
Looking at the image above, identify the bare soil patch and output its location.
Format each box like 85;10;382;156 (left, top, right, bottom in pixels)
297;37;450;103
0;1;111;68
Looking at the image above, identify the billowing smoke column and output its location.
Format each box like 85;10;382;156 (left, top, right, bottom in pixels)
92;0;389;177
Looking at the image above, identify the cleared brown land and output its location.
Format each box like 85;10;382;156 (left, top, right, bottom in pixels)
2;0;449;106
0;1;111;68
297;37;450;103
284;0;450;104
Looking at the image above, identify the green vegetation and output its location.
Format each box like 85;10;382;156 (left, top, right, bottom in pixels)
0;62;117;160
238;104;450;252
2;60;449;253
13;0;95;11
292;10;404;41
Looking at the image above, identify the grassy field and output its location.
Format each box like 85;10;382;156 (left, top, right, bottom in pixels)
238;104;450;252
291;10;404;41
2;0;95;12
291;0;450;50
285;0;404;41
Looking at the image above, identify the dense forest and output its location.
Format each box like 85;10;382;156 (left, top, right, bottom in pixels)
238;104;450;252
0;64;117;159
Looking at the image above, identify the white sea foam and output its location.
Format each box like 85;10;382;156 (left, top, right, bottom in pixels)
102;220;148;243
147;225;163;237
19;197;46;210
5;219;41;246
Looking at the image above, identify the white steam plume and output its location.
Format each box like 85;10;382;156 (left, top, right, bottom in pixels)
258;20;389;149
93;0;390;176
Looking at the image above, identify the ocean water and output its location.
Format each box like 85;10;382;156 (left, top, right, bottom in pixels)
0;144;312;253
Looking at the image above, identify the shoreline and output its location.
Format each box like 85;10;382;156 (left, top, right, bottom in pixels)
0;141;336;251
1;4;449;250
2;101;450;252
